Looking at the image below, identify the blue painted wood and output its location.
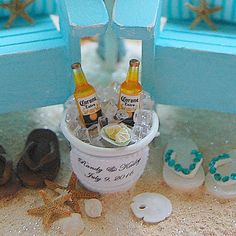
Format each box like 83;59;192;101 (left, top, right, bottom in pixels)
162;0;236;22
0;0;57;17
0;0;109;114
112;0;161;40
62;0;109;37
158;20;236;55
97;0;126;71
152;47;236;113
112;0;236;113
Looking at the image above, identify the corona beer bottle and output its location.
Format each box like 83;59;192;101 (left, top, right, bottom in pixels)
118;59;142;126
71;63;102;128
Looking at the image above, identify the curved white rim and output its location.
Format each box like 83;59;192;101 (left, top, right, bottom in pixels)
61;108;159;157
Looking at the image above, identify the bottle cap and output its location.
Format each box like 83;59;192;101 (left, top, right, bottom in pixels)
71;62;81;69
129;59;140;67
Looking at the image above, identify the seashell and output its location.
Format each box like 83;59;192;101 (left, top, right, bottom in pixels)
58;213;85;236
130;192;172;224
84;199;102;218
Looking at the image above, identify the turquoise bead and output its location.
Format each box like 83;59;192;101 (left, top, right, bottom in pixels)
210;167;216;174
222;176;230;182
194;157;201;163
214;173;222;181
208;161;215;168
191;150;198;154
165;154;171;162
219;153;230;159
167;149;173;154
168;159;175;167
231;173;236;180
196;153;203;159
189;163;196;171
212;157;220;162
175;164;183;172
182;168;190;175
174;164;182;172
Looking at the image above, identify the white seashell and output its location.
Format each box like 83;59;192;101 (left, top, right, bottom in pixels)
84;199;103;218
130;192;172;224
58;213;85;236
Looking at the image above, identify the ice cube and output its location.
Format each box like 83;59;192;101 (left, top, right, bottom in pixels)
98;116;108;132
74;127;90;143
102;101;118;122
115;109;129;121
133;109;153;127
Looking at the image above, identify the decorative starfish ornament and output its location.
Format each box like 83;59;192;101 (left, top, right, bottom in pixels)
45;172;100;213
27;190;72;230
0;0;35;28
185;0;222;30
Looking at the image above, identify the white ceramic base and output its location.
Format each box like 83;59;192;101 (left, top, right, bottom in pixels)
205;173;236;199
163;165;205;192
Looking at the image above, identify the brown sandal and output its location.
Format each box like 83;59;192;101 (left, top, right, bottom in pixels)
0;145;21;199
16;129;60;188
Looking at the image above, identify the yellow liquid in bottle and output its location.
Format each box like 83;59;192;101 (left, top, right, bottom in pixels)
118;59;142;125
72;63;102;128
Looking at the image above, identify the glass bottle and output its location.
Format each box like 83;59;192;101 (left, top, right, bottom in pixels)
71;63;102;128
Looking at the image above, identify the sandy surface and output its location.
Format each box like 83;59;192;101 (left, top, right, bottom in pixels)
0;41;236;236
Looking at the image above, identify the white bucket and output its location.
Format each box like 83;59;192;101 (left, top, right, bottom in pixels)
61;107;159;193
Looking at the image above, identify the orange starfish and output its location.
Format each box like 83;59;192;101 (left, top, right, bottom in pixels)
27;190;72;230
0;0;35;28
186;0;222;30
45;172;100;213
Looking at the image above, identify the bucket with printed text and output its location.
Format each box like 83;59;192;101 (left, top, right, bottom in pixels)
61;102;160;193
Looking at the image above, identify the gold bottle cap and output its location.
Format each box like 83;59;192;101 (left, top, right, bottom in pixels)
71;62;81;70
129;59;140;67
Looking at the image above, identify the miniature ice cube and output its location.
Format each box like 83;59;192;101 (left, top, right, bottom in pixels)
74;127;90;143
133;109;153;127
115;109;129;121
98;116;108;132
140;92;154;110
102;101;118;122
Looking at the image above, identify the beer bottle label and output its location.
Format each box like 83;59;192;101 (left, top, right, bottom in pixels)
77;94;102;128
119;93;140;126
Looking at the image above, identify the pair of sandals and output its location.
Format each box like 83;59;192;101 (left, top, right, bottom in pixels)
163;138;236;199
0;129;60;199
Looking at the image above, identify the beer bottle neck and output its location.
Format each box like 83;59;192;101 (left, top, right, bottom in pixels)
72;68;88;87
126;66;139;83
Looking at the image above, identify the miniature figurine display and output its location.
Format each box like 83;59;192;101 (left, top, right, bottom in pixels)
67;59;154;148
0;0;35;28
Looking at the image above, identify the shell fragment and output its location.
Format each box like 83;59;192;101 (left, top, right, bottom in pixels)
84;199;103;218
131;192;172;223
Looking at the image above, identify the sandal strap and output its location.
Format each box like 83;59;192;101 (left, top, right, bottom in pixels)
164;149;203;178
22;141;57;171
0;160;13;185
